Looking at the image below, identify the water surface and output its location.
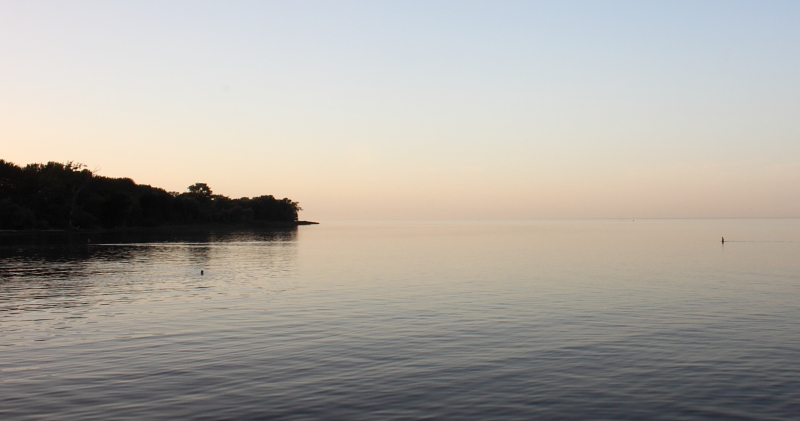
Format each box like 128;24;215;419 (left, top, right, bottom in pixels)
1;220;799;420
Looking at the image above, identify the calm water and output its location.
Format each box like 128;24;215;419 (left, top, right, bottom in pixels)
1;220;799;420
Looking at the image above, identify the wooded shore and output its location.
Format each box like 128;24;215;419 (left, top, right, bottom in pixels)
1;160;313;231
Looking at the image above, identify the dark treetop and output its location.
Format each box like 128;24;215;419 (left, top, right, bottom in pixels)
0;160;305;230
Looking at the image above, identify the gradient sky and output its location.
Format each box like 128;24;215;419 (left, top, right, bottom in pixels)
2;1;799;219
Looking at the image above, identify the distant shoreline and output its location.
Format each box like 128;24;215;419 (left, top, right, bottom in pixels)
1;161;310;231
0;220;319;236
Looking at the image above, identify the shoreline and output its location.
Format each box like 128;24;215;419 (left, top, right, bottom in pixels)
0;221;319;236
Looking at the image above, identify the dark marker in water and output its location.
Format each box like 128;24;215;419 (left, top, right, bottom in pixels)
201;270;204;275
721;237;724;243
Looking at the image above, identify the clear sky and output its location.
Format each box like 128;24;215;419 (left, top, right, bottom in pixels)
2;1;799;219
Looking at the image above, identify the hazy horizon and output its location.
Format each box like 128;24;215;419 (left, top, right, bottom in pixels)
3;1;799;220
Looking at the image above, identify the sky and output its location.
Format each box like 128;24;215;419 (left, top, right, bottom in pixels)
2;0;799;220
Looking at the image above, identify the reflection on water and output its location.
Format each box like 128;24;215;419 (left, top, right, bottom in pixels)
1;220;799;420
0;227;297;321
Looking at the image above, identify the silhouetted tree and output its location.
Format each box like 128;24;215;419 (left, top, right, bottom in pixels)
188;183;213;198
63;162;93;229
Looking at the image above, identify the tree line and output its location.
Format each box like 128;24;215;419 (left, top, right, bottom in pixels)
0;160;302;230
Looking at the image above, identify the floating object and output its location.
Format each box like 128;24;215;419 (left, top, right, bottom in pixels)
721;237;725;244
201;270;204;275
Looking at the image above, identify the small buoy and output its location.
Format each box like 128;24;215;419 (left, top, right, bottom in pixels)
721;237;725;244
201;270;204;275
